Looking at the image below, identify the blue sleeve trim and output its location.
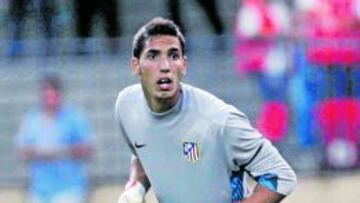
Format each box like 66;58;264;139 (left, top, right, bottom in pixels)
255;173;278;193
231;171;245;202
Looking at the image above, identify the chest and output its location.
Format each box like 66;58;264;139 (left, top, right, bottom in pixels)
124;114;233;202
124;110;228;173
29;115;73;146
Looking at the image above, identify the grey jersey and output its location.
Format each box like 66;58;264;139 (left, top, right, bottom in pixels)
115;83;296;203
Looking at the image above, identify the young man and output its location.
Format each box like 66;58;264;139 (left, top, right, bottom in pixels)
115;17;296;203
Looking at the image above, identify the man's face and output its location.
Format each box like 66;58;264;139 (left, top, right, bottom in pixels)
41;85;62;112
132;35;187;102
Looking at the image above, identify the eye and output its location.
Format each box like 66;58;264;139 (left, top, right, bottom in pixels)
169;52;180;60
146;52;157;60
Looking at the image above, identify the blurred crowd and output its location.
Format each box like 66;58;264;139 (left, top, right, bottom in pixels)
4;0;121;56
234;0;360;171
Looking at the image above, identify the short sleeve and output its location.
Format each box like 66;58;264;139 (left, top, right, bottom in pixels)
69;112;92;144
16;114;34;149
223;109;297;195
223;109;264;169
115;95;137;156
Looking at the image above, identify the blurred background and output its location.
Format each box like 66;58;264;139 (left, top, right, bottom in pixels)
0;0;360;202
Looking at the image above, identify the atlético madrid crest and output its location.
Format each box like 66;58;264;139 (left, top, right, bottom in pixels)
183;141;200;163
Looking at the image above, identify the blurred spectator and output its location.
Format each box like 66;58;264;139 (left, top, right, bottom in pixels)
294;0;360;169
233;0;291;144
7;0;56;57
166;0;224;36
288;42;320;149
315;98;360;169
74;0;121;54
298;0;360;66
0;0;7;24
16;73;93;203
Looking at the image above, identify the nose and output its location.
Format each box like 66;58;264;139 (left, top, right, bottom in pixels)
160;58;170;73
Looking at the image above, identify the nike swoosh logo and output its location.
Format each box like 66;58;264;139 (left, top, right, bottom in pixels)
134;142;146;148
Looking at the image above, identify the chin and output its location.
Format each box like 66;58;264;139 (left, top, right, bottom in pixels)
155;90;176;100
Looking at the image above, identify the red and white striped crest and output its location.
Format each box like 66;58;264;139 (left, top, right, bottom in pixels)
183;142;200;163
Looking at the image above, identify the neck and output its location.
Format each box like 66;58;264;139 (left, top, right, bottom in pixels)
147;90;181;113
43;106;60;117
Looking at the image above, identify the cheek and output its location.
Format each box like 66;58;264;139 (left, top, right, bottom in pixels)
139;61;157;75
171;60;186;73
140;68;156;88
140;68;153;78
174;65;186;77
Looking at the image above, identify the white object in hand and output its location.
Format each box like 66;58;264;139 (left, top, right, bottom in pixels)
117;181;146;203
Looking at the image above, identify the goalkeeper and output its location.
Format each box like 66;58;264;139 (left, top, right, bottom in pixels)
115;17;297;203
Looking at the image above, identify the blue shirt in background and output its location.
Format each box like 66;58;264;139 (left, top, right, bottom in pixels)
17;105;92;198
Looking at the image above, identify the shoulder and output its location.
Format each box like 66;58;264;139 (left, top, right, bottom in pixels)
59;105;89;123
183;83;234;111
183;84;224;106
61;104;82;114
116;84;142;104
117;84;142;101
22;107;42;122
183;83;242;124
115;84;143;112
18;108;42;137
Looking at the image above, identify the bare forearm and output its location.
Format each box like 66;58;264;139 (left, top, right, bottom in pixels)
128;156;150;191
118;156;149;203
20;144;93;161
240;184;285;203
21;147;64;161
69;144;93;160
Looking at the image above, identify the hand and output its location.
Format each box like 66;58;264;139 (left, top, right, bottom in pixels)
21;147;65;161
117;181;146;203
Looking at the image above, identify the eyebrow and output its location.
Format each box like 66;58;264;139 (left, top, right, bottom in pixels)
145;49;160;55
168;47;180;53
145;47;180;55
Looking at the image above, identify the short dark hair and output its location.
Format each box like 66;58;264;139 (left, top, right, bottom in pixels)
39;73;62;91
132;17;186;59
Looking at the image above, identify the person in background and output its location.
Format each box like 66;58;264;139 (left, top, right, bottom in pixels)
233;0;291;145
74;0;121;54
166;0;224;36
7;0;56;57
166;0;225;51
293;0;360;169
16;73;93;203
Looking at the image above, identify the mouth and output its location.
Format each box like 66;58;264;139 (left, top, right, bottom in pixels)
157;77;173;91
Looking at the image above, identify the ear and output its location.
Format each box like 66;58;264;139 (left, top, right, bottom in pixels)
181;56;188;76
131;57;140;75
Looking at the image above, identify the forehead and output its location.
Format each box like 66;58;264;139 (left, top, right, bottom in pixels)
143;35;181;51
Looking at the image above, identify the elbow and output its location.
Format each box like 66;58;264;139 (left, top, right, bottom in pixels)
285;169;298;195
291;170;298;192
274;168;297;196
